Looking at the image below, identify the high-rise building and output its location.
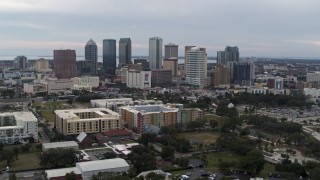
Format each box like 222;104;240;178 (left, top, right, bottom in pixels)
103;39;117;76
185;47;207;87
134;59;150;70
228;61;255;86
164;43;178;59
14;56;27;70
163;58;178;76
217;51;226;65
119;38;132;66
149;37;163;69
184;46;195;77
151;69;172;87
53;49;76;79
85;39;98;75
214;64;230;86
225;46;239;63
36;58;50;72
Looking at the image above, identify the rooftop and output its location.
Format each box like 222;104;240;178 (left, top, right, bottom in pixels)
46;167;81;179
129;105;177;113
86;38;96;46
54;108;119;120
76;158;129;172
42;141;79;149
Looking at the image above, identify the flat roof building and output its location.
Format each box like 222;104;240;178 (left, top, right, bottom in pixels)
76;158;129;180
90;98;162;113
42;141;79;151
0;112;38;144
55;108;121;135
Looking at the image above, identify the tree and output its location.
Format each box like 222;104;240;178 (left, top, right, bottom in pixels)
20;143;32;152
128;146;156;174
145;172;165;180
138;133;156;146
309;167;320;180
40;149;80;168
0;142;4;151
1;149;15;166
161;146;175;160
239;149;265;175
66;171;77;180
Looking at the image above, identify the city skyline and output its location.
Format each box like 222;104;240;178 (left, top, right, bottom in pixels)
0;0;320;57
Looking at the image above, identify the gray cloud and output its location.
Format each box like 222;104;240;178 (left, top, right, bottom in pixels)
0;0;319;57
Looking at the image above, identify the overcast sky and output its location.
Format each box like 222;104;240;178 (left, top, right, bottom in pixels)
0;0;319;57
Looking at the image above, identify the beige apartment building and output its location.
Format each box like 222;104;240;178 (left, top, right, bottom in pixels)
55;108;121;135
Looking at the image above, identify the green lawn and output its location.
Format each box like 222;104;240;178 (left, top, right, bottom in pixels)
258;163;275;178
206;151;241;170
33;101;72;109
40;110;55;122
1;144;42;171
178;131;220;146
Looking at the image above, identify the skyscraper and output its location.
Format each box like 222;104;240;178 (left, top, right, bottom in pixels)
14;56;27;70
184;46;195;77
103;39;116;75
217;51;226;65
119;38;132;66
224;46;239;63
164;43;178;59
149;37;163;69
85;39;98;75
53;49;76;79
228;61;255;86
185;47;207;88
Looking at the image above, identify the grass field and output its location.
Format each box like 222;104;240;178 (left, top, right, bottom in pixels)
33;101;72;109
39;110;55;122
178;131;220;146
0;144;41;171
206;151;241;170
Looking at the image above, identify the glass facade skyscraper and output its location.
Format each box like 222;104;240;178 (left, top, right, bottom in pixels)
149;37;163;70
85;39;97;75
119;38;132;66
103;39;116;76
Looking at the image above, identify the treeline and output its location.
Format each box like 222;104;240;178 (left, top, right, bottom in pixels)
246;115;302;134
230;93;314;108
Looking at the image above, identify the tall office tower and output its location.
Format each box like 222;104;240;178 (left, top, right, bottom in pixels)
217;51;226;65
85;39;98;75
224;46;239;63
184;46;195;77
228;61;255;86
134;58;150;70
119;38;132;66
53;49;76;79
103;39;117;75
164;43;178;59
185;47;208;88
14;56;27;70
149;37;163;69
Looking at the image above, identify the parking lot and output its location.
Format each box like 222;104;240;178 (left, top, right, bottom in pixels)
173;169;252;180
84;148;114;160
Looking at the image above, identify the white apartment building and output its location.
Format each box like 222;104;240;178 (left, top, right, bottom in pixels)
126;69;151;89
185;47;208;88
0;112;38;144
55;108;121;135
307;72;320;82
72;76;99;88
90;98;163;113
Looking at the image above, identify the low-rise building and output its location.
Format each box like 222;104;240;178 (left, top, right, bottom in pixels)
90;98;162;113
0;112;38;144
104;129;132;141
45;158;129;180
55;108;121;135
72;76;99;88
76;158;129;180
42;141;79;151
